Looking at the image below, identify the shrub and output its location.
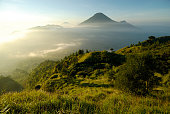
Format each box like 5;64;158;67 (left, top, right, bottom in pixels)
116;52;159;95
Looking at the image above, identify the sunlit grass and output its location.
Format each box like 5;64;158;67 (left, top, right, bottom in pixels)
0;86;169;113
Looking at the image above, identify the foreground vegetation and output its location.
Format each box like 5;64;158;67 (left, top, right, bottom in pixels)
0;88;169;113
0;36;169;113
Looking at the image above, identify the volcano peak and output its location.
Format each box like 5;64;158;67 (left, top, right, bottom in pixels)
80;12;116;25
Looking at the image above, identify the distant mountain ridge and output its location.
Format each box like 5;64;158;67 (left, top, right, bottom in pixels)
30;24;63;30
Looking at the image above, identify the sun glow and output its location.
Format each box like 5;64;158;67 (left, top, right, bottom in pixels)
0;10;52;44
0;30;28;44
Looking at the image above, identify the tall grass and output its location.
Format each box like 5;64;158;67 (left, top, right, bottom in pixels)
0;88;169;113
0;90;100;113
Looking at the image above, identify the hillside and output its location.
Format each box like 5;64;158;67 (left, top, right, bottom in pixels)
26;36;169;92
116;36;170;55
0;36;169;113
27;50;125;91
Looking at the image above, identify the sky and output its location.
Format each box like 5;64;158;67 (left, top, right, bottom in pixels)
0;0;170;43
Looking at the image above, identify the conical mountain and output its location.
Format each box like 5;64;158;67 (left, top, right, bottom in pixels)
79;13;137;30
80;13;117;25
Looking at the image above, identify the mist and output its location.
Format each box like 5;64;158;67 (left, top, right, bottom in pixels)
0;24;169;74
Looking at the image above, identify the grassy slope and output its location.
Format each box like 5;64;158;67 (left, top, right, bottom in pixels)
0;36;169;113
116;36;170;55
0;87;169;113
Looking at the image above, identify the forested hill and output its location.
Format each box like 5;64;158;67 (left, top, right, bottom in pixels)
28;36;170;95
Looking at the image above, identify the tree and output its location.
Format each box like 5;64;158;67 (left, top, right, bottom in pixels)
148;36;156;40
86;49;89;53
116;52;158;95
138;41;141;45
110;48;114;52
78;49;84;55
130;44;134;47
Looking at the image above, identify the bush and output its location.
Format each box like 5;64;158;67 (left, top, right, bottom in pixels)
116;52;159;95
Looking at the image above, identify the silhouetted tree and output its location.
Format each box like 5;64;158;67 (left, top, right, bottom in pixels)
78;49;84;55
148;36;156;40
86;49;89;53
138;41;141;45
130;44;134;47
110;48;114;52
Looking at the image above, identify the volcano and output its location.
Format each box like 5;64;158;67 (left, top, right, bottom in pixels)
80;13;116;25
79;13;136;29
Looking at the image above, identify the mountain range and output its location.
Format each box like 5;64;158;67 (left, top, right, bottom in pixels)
29;13;136;30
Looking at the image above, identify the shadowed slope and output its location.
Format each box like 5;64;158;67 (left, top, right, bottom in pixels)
0;76;23;93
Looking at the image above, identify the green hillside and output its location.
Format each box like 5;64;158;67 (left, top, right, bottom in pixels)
116;36;170;56
0;36;169;113
28;50;124;92
27;36;169;93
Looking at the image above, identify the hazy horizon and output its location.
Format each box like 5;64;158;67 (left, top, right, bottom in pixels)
0;0;170;43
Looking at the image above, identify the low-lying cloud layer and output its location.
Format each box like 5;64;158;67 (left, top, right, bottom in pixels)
25;42;81;57
0;24;170;73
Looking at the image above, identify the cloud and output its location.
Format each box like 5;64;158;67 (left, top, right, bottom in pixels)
28;52;37;57
40;47;64;54
29;42;80;57
41;42;80;54
55;43;77;47
13;42;81;58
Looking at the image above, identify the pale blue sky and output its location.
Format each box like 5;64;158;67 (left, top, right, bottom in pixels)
0;0;170;41
1;0;170;24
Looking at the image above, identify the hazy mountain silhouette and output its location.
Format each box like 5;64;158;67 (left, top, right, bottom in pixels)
0;76;23;93
79;12;136;29
30;24;63;30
